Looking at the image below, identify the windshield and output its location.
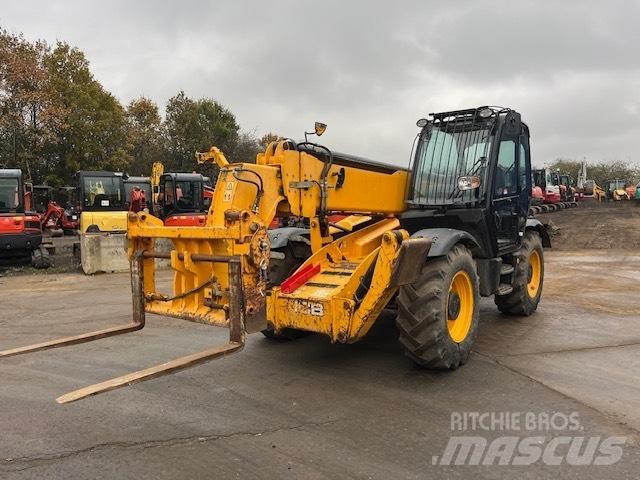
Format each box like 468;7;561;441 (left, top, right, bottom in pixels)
82;176;123;209
412;124;492;206
609;180;625;190
0;178;21;212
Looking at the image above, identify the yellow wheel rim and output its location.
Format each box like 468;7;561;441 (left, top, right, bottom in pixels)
447;271;474;343
527;250;542;298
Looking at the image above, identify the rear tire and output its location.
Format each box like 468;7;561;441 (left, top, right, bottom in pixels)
396;245;480;370
495;231;544;316
261;241;311;341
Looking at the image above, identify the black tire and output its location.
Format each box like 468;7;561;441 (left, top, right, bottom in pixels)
396;245;480;370
495;231;544;316
261;241;311;341
31;246;52;269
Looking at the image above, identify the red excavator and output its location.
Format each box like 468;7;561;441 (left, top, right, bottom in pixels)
40;200;80;235
530;168;577;214
0;169;50;268
32;185;80;236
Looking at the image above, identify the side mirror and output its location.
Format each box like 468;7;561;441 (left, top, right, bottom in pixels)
314;122;327;136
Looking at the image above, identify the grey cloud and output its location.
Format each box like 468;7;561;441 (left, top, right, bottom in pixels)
2;0;639;166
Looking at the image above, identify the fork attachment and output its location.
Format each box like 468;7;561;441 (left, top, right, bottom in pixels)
0;253;148;359
55;253;246;404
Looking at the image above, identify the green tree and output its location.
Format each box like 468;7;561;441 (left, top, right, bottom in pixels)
231;131;261;163
259;132;282;150
548;159;582;181
0;30;62;182
125;97;165;175
44;42;129;183
164;91;239;171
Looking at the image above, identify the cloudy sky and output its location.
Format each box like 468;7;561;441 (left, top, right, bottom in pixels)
2;0;639;167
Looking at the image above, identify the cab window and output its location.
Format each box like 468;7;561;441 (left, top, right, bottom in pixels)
494;140;517;197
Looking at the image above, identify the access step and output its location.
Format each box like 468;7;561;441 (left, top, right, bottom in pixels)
500;264;514;276
496;283;514;296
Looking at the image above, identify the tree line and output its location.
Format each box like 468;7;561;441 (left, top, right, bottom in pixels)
0;30;277;187
546;159;640;189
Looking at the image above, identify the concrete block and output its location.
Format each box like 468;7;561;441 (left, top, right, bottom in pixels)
80;233;129;274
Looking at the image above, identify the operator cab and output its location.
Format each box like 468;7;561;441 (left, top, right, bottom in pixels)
607;179;626;191
158;172;209;220
76;171;126;212
403;106;532;257
0;169;24;214
0;169;44;263
533;169;546;189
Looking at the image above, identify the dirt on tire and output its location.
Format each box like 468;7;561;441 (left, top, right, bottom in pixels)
534;198;640;250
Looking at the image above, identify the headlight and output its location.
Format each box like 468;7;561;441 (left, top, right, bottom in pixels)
478;107;493;118
458;176;481;190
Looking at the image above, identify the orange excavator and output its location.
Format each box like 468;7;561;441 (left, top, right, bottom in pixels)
151;150;220;227
0;169;50;268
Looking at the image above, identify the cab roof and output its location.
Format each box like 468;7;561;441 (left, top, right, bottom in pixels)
0;169;22;178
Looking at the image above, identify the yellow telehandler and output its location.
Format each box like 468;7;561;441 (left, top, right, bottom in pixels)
2;107;550;403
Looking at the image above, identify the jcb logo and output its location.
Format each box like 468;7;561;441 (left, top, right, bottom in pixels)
290;300;324;317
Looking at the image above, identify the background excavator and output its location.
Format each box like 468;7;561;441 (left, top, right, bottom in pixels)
605;179;630;201
1;107;550;404
0;169;50;268
150;158;216;226
74;170;129;274
530;167;577;212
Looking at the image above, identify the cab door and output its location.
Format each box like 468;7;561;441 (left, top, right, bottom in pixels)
492;137;520;251
491;118;531;254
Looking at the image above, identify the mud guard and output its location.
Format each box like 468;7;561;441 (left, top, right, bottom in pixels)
410;228;479;257
268;227;310;249
525;218;551;248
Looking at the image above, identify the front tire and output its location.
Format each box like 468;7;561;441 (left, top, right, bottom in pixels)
396;245;480;370
261;241;311;341
495;231;544;316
